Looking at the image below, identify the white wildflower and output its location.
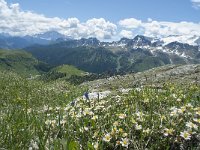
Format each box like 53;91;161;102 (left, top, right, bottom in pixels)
103;133;111;142
120;138;129;148
186;122;198;130
180;131;191;140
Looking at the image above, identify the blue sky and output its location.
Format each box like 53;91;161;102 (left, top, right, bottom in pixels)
1;0;200;40
6;0;200;23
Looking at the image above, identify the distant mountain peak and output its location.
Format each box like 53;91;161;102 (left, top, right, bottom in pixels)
34;31;72;41
79;37;100;46
125;35;152;47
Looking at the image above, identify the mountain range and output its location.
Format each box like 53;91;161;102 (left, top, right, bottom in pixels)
0;31;72;49
25;35;200;74
0;31;200;74
0;31;200;49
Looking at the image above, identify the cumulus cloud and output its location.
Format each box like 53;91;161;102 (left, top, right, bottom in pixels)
119;18;142;29
191;0;200;9
118;18;200;38
0;0;117;40
0;0;200;41
119;30;133;38
61;18;117;39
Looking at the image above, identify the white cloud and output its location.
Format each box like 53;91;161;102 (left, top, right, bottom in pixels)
119;18;200;38
61;18;117;39
119;18;142;29
0;0;200;41
191;0;200;9
119;30;133;38
0;0;117;40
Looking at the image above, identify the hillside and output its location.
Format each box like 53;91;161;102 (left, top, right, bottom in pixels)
0;65;199;150
39;64;87;81
53;65;86;77
26;46;118;73
0;50;50;76
82;64;200;91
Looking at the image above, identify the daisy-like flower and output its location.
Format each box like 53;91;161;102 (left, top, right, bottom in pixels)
119;113;126;119
186;122;198;130
103;133;112;142
163;128;174;136
93;142;99;149
135;124;142;130
180;131;191;140
120;138;129;148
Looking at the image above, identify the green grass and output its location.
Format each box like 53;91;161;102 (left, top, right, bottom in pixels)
53;64;86;78
0;49;47;77
0;70;199;149
0;71;86;149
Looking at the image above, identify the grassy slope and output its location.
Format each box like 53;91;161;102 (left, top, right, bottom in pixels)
52;64;86;78
83;64;200;91
0;50;49;77
0;67;199;149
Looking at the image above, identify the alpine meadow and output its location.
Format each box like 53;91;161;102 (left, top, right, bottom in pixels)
0;0;199;149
